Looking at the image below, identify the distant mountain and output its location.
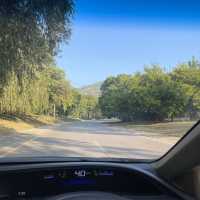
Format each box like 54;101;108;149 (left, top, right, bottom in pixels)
79;81;102;97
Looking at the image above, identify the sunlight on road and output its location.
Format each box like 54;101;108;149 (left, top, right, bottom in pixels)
0;120;179;159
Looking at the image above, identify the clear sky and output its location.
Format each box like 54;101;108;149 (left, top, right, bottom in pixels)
56;0;200;87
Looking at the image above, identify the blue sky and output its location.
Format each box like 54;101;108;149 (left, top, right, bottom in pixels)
56;0;200;87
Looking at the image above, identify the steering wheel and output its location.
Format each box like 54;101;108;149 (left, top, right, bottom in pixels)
47;191;131;200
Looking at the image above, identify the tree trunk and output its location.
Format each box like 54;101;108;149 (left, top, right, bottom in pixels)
53;104;56;118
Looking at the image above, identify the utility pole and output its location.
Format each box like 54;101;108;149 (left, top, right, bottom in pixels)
53;104;56;118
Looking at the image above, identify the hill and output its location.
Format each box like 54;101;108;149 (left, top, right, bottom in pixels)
79;81;102;97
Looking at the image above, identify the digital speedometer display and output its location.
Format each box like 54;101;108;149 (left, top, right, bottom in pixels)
43;169;114;179
43;168;115;187
73;169;114;177
0;166;164;198
59;169;114;186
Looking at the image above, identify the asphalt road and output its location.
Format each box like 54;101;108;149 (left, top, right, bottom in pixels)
0;120;179;159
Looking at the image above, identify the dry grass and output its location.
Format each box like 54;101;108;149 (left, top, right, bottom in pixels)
108;121;198;137
0;114;59;134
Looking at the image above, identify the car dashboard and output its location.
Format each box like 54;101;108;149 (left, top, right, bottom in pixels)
0;162;192;200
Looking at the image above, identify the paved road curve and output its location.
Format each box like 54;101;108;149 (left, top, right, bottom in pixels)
0;120;179;159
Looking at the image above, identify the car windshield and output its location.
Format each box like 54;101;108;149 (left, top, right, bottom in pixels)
0;0;199;161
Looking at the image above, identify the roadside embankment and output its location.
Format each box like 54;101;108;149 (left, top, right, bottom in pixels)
0;114;59;134
106;121;197;137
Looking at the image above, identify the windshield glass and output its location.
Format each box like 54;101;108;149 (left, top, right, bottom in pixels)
0;0;199;160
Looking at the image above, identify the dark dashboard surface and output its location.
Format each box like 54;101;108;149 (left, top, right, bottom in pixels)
0;162;192;200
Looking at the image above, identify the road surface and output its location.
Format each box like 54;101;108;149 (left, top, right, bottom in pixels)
0;120;179;159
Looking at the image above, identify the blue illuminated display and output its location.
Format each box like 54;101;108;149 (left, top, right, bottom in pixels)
62;178;96;186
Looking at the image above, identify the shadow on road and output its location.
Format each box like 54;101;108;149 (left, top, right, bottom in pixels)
0;121;163;159
16;136;159;158
39;121;136;136
0;133;160;159
0;126;16;136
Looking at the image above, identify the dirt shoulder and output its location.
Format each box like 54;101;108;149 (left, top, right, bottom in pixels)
105;120;197;138
0;114;59;135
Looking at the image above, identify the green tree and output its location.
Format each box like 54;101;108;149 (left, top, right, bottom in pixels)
45;66;72;116
0;1;74;117
137;65;186;121
69;92;101;120
99;65;187;122
171;57;200;119
0;0;74;84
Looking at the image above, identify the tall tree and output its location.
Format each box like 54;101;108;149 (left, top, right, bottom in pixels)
0;0;74;85
171;58;200;119
99;65;187;122
0;0;74;116
45;66;72;116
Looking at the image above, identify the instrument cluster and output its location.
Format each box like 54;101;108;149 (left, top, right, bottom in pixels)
0;165;172;199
